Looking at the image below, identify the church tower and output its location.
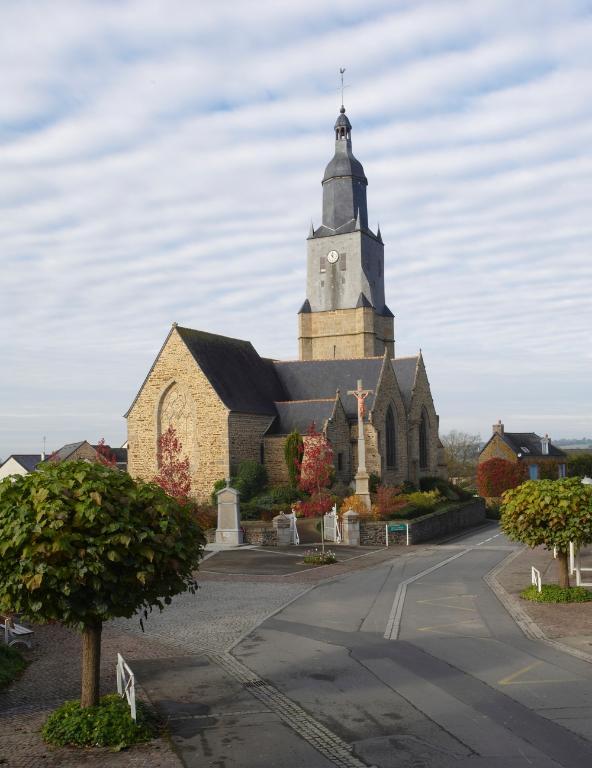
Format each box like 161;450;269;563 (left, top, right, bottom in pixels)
298;106;395;360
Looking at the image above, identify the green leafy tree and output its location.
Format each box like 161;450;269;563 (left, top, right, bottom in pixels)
0;460;204;708
501;477;592;587
567;453;592;478
284;431;303;488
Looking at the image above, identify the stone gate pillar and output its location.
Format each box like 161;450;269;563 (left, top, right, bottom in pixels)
341;509;360;546
273;512;292;546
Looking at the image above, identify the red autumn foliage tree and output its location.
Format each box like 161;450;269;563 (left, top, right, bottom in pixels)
153;425;191;504
477;457;526;498
295;423;334;518
95;438;117;468
375;485;408;519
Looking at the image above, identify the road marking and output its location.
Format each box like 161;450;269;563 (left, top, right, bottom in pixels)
416;594;477;612
476;533;501;546
498;661;574;686
417;619;484;634
384;549;470;640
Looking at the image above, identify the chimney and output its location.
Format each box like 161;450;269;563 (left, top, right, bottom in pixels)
541;434;550;455
492;420;504;436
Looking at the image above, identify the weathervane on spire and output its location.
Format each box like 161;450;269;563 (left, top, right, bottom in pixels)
339;67;349;109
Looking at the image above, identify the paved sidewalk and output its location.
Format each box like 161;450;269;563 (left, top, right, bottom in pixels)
496;544;592;658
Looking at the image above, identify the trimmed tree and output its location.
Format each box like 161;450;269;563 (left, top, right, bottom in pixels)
284;431;303;488
477;457;526;498
0;460;204;708
295;423;334;518
500;477;592;587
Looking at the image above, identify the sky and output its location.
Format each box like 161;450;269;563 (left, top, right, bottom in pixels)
1;0;591;459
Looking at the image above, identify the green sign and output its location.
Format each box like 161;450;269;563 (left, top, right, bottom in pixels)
387;523;407;533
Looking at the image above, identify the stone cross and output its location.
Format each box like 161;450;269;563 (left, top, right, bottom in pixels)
348;379;373;507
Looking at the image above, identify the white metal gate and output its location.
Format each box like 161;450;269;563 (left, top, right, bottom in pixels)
287;510;300;545
323;505;342;543
569;542;592;587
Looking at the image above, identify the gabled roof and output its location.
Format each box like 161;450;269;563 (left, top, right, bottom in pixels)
0;454;42;472
176;327;286;415
499;433;567;459
392;356;419;409
270;399;336;435
51;441;94;462
273;358;383;420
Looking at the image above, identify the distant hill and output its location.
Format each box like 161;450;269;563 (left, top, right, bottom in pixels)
554;438;592;449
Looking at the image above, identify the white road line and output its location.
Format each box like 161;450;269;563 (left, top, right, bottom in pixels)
384;549;470;640
476;533;501;546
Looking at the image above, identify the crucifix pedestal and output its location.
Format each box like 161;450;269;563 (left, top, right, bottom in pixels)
348;379;373;510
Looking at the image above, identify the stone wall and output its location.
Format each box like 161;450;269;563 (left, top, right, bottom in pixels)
479;435;517;463
367;357;409;485
263;435;289;485
127;327;229;503
228;412;274;473
359;499;486;546
241;521;278;546
407;355;447;482
326;397;352;483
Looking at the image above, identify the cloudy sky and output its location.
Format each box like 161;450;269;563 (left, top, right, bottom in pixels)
1;0;591;459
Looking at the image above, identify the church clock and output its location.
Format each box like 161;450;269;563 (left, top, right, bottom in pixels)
327;250;339;264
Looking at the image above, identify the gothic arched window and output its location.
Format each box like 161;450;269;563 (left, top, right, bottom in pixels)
385;405;396;469
419;410;429;470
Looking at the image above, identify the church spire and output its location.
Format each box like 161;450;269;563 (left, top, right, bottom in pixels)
320;106;368;234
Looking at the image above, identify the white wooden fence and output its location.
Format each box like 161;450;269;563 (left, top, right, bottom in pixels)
323;505;342;543
287;510;300;545
116;653;137;721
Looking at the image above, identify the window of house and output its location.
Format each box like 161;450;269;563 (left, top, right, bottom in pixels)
558;463;566;478
385;405;396;468
337;452;343;471
529;464;539;480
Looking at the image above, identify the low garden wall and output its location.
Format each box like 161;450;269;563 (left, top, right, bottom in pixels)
360;498;486;546
203;523;277;546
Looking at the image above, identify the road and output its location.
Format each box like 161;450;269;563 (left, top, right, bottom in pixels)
138;523;592;767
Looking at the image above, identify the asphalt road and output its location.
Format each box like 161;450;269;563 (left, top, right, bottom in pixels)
228;523;592;767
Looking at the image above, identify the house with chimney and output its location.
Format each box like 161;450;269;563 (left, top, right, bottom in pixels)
479;420;568;480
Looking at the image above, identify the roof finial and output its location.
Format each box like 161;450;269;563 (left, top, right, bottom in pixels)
339;67;347;111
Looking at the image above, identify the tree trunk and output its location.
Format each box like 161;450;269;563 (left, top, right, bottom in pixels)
557;551;570;588
80;621;102;708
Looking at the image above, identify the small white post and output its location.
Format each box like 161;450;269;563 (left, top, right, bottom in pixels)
406;523;410;547
531;566;542;593
385;524;389;548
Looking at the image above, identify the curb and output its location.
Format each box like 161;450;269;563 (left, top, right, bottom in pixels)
484;548;592;665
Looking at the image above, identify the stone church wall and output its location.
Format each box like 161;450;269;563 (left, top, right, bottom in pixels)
325;399;352;484
263;435;289;485
368;359;409;485
127;329;229;503
299;306;392;361
228;412;274;477
407;358;447;483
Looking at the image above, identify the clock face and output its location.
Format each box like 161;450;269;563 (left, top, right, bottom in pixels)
327;250;339;264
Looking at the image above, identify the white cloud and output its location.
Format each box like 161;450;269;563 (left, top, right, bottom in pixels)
1;0;591;457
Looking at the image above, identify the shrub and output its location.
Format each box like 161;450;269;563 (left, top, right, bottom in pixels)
400;480;416;493
420;476;463;501
339;494;371;516
284;431;303;488
211;478;227;506
369;473;380;494
405;489;441;512
567;453;592;478
235;461;267;501
521;585;592;603
477;458;526;497
374;485;408;519
0;644;26;689
192;504;217;531
42;694;155;749
302;548;337;565
294;491;334;518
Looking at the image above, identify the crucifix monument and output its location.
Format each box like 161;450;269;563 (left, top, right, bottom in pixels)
348;379;373;509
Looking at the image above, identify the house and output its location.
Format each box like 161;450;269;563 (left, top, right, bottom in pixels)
479;421;568;480
0;455;44;481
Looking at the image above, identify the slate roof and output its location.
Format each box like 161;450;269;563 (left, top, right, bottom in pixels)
177;327;286;415
0;454;42;472
392;356;419;409
51;441;90;462
273;358;383;420
270;399;336;435
500;433;567;459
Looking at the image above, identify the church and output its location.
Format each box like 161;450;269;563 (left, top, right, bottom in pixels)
126;105;447;502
